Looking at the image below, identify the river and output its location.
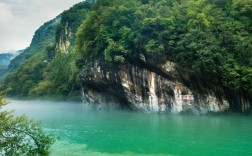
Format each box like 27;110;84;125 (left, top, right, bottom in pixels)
4;99;252;156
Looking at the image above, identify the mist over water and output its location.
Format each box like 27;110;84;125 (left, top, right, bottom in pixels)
5;99;252;156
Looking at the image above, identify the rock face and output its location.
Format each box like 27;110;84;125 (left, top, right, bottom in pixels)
80;57;237;114
55;2;92;54
56;22;71;54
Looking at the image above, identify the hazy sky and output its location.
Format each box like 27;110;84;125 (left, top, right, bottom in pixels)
0;0;83;53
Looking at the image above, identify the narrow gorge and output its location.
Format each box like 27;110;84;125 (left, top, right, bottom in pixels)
2;0;251;114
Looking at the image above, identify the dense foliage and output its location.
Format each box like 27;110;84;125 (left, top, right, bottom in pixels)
76;0;252;95
56;2;92;45
0;89;55;155
4;53;46;96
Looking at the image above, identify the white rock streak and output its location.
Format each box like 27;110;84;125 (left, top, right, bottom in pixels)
148;72;159;112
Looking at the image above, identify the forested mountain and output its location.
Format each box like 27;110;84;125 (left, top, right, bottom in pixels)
7;18;60;73
0;53;14;66
0;53;13;79
0;50;23;81
3;1;92;98
2;0;252;112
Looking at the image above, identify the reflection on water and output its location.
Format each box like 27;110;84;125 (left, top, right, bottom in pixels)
5;99;252;156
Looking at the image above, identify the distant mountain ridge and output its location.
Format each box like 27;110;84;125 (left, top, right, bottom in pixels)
0;53;14;66
0;50;24;65
0;50;23;81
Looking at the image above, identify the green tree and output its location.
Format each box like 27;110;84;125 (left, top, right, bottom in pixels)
0;89;55;155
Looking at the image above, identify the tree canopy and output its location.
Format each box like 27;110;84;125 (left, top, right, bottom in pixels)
0;89;55;155
76;0;252;95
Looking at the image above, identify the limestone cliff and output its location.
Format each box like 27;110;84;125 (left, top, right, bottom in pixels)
55;2;91;54
55;22;71;54
79;56;247;114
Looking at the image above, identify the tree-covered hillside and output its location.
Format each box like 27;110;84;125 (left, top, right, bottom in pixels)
76;0;252;96
3;2;92;98
8;19;60;73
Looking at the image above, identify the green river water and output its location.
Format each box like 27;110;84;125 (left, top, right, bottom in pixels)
6;99;252;156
